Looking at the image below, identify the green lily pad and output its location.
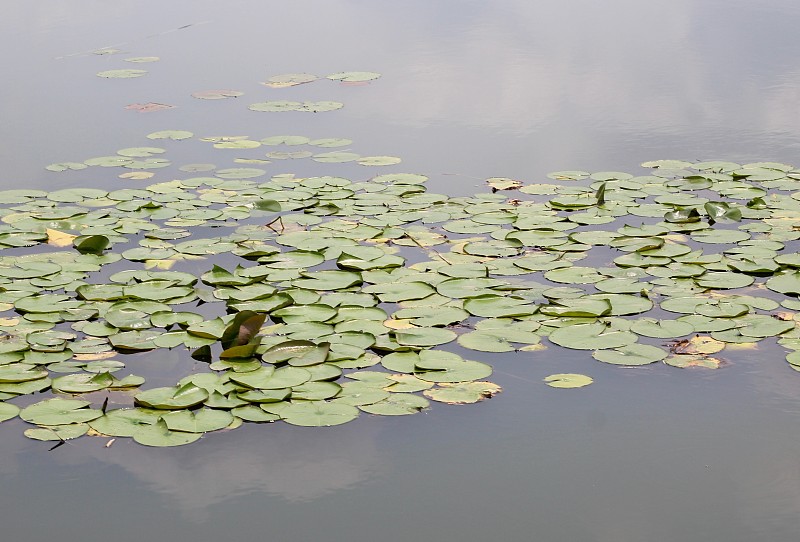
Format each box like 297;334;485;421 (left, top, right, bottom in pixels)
629;318;694;338
592;344;668;365
0;402;20;422
132;418;202;447
414;350;492;382
394;327;457;347
359;394;430;415
51;372;115;393
227;404;279;422
281;401;360;426
89;408;161;437
423;381;502;404
25;424;89;441
97;69;147;78
327;71;381;82
134;384;209;410
549;323;637;350
160;408;234;433
543;374;593;388
20;398;101;425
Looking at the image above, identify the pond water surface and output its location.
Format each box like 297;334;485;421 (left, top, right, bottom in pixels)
3;1;800;541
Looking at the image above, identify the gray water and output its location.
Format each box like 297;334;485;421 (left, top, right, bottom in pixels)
3;1;800;540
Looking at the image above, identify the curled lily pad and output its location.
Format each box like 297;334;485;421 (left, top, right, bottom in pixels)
134;384;208;410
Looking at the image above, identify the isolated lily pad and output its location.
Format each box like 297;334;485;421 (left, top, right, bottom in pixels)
327;71;381;82
262;73;318;87
543;374;593;388
191;89;243;100
97;69;146;78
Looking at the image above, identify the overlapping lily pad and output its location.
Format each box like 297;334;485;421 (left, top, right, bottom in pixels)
12;98;800;447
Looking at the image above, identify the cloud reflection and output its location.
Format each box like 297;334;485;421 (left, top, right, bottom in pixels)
82;421;383;512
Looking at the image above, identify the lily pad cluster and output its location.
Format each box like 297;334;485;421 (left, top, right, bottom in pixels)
5;145;800;446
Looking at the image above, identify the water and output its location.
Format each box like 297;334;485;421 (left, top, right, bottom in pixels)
3;1;800;540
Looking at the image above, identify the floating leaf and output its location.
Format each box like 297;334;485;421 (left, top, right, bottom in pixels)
549;323;637;350
0;402;20;422
592;344;668;365
424;382;501;404
327;71;381;82
281;401;359;426
359;394;429;415
125;103;175;113
664;354;723;369
394;327;457;347
74;235;109;254
191;89;243;100
97;69;147;78
20;398;101;425
134;384;208;410
262;73;318;88
161;409;233;433
543;374;593;388
132;418;201;447
25;424;89;441
146;130;193;140
414;350;492;382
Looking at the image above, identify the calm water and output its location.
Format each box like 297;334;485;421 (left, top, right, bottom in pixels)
3;1;800;540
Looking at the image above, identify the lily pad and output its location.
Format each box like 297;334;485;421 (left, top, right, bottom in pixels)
549;323;637;350
134;384;209;410
543;374;593;389
423;382;502;404
132;418;202;447
20;398;101;425
281;401;359;426
592;344;668;365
